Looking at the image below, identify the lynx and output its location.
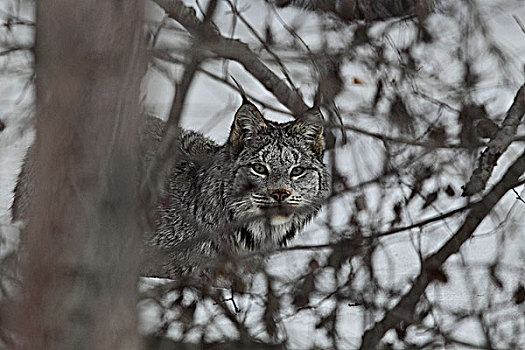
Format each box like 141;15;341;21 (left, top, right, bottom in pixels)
12;100;330;283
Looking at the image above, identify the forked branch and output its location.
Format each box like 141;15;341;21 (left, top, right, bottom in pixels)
463;82;525;196
152;0;308;115
361;82;525;348
361;153;525;348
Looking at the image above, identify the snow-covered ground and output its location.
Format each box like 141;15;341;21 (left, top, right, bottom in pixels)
2;0;525;348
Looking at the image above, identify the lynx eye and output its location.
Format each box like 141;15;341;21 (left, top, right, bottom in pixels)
251;163;269;176
290;166;305;178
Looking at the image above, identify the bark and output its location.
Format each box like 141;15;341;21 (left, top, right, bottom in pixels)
12;1;146;349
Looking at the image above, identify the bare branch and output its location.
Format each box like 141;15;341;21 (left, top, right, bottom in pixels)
0;46;32;57
150;50;293;115
271;0;435;22
224;0;300;95
337;122;478;149
514;15;525;36
152;0;309;115
360;150;525;348
463;83;525;196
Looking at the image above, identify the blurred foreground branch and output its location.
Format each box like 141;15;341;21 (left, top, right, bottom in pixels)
10;1;146;349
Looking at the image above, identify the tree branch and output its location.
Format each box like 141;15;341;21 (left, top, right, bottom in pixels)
271;0;434;22
152;0;308;115
463;83;525;196
360;150;525;348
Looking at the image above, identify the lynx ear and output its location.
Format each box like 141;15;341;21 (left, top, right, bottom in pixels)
290;109;325;158
229;102;268;153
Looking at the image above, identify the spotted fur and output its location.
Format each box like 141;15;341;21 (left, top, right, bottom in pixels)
141;102;330;283
12;102;330;284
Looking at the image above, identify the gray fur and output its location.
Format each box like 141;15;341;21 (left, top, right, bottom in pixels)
12;102;330;283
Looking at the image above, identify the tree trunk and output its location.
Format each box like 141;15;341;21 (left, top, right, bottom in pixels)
13;1;146;349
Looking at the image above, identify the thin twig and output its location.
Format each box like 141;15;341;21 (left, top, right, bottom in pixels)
153;0;309;115
336;122;480;149
512;188;525;205
150;50;293;115
224;0;300;96
513;15;525;36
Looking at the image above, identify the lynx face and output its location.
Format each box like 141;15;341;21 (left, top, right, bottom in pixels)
228;103;330;249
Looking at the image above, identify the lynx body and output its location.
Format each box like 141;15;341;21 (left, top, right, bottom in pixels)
12;102;330;282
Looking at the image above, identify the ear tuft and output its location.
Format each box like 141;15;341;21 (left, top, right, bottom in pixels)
290;108;325;158
229;103;268;153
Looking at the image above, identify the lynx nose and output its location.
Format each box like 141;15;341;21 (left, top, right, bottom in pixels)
269;188;291;202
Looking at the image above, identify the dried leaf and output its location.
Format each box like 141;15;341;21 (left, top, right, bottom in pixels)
167;292;184;309
392;201;403;225
318;57;343;102
328;239;359;269
414;165;433;182
179;300;197;333
352;24;369;46
373;79;384;109
264;22;274;47
309;258;320;270
394;320;408;340
428;125;447;145
418;24;433;43
316;310;336;337
408;165;433;202
293;273;315;309
331;171;348;194
231;274;246;293
444;185;455;197
463;61;479;89
315;310;335;329
458;103;486;148
328;246;346;270
389;95;414;135
422;191;439;209
476;118;499;139
354;194;368;212
514;284;525;304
